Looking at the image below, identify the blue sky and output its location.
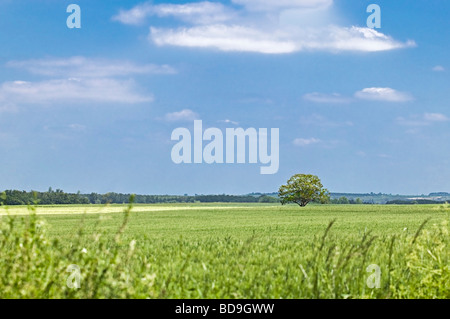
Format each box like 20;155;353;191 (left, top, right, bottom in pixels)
0;0;449;195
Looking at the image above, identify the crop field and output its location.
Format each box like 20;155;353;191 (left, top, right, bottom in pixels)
0;203;448;299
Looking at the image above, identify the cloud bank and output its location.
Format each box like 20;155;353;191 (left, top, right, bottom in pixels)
0;57;171;111
114;1;416;54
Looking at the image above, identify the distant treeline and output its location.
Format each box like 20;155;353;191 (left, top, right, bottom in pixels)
386;199;446;205
0;189;280;205
0;190;366;206
1;190;90;205
1;189;446;206
329;197;365;205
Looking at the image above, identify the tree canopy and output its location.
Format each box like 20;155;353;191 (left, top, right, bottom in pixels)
278;174;330;207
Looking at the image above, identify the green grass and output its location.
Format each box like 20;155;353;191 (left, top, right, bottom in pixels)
0;203;448;299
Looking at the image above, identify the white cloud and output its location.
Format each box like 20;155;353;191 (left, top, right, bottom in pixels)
112;2;154;25
313;27;416;52
152;2;236;24
150;25;415;54
7;57;176;78
397;113;449;126
116;1;415;54
151;25;297;54
293;137;321;146
112;0;332;26
0;78;152;106
164;109;199;122
232;0;333;12
303;92;351;103
424;113;449;122
354;87;413;102
113;1;235;25
218;119;239;125
305;87;413;104
143;0;415;54
432;65;445;72
1;56;172;109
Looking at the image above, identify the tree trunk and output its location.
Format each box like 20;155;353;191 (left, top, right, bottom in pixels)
296;200;309;207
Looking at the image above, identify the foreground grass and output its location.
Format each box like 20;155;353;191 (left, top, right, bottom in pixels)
0;203;448;298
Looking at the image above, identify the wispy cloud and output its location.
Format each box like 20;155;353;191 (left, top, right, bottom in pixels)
164;109;199;122
354;87;413;102
355;151;392;159
0;102;18;113
0;78;153;106
397;113;449;126
293;137;321;146
67;123;87;131
432;65;445;72
218;119;239;125
113;1;235;25
1;56;172;109
7;57;176;78
356;151;367;157
232;0;333;12
303;92;351;104
305;87;413;104
423;113;449;122
43;123;87;140
112;2;154;25
113;0;333;26
300;114;353;127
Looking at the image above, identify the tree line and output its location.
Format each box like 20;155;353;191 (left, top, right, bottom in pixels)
0;189;369;206
0;189;280;205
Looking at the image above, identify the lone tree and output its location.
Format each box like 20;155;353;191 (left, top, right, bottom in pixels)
278;174;330;207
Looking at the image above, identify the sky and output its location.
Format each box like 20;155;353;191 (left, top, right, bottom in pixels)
0;0;449;195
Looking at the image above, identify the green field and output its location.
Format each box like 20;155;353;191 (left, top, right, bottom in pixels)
0;203;448;299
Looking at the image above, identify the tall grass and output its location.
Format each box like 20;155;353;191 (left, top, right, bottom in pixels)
0;200;448;299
